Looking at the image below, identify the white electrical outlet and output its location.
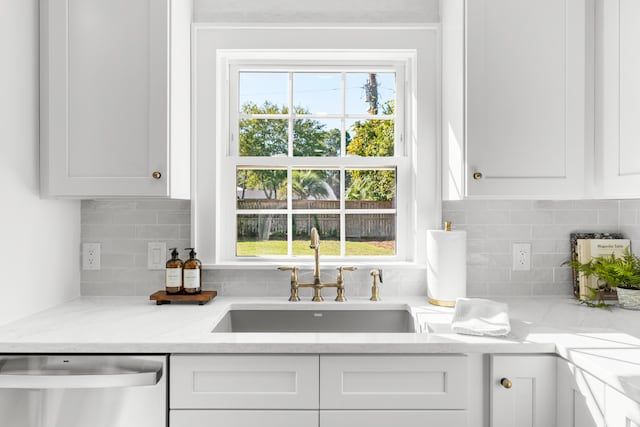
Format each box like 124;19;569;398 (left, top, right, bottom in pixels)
148;242;166;270
512;242;531;271
82;243;101;270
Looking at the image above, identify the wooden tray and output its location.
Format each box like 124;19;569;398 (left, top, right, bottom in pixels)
150;290;217;305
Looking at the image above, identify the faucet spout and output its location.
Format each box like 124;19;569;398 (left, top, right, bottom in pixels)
310;227;321;283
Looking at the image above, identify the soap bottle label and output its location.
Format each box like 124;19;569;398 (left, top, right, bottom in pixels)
166;268;182;287
183;269;200;289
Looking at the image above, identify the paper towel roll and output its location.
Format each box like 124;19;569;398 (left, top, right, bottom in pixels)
427;229;467;307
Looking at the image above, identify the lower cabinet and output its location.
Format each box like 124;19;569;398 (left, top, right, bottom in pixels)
320;355;468;410
170;410;318;427
170;354;319;409
556;359;605;427
490;354;557;427
170;354;470;427
319;410;467;426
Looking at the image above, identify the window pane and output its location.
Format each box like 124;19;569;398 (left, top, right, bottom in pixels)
346;214;396;256
292;214;340;256
291;169;339;209
345;169;396;208
236;168;287;209
239;119;288;156
345;73;395;116
293;73;341;115
239;72;288;112
236;214;287;256
293;118;341;157
345;119;394;157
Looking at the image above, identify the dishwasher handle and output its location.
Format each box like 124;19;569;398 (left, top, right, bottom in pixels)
0;356;163;389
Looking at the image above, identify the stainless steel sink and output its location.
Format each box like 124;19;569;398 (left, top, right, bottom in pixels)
211;309;416;333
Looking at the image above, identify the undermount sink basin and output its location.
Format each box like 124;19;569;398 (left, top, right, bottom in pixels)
211;309;416;333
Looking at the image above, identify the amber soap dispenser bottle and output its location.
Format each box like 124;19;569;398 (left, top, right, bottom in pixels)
165;248;183;294
183;248;202;294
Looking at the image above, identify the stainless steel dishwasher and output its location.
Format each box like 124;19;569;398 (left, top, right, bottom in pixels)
0;355;166;427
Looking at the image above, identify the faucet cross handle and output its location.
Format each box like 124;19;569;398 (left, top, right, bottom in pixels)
277;266;300;302
335;266;357;302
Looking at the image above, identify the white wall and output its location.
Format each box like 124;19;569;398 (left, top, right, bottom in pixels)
0;0;80;325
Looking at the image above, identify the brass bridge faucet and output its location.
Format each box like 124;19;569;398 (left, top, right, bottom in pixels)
278;227;356;302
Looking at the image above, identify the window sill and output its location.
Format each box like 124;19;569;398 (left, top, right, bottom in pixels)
203;261;426;270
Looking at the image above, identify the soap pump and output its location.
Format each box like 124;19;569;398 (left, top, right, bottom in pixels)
165;248;183;294
183;248;202;294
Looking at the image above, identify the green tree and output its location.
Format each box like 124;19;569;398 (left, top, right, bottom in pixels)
292;170;329;200
238;102;340;240
346;100;396;202
238;101;340;202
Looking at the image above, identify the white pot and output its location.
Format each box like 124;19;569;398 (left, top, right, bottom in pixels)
616;287;640;310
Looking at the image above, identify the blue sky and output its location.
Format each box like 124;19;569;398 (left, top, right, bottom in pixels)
239;72;395;116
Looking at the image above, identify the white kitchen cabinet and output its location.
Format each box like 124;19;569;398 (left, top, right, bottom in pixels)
170;410;318;427
596;0;640;198
490;354;557;427
40;0;190;198
605;386;640;426
319;410;467;426
320;355;468;410
170;354;319;409
556;359;605;427
443;0;590;199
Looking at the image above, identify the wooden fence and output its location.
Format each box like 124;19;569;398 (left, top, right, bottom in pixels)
236;199;395;240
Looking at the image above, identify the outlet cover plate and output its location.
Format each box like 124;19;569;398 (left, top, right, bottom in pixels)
82;243;101;270
512;242;531;271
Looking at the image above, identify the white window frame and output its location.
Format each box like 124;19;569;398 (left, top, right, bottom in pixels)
222;59;408;263
192;25;440;268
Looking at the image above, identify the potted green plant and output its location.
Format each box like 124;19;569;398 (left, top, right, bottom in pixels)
569;248;640;309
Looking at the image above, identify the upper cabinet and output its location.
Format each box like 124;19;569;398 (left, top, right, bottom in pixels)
40;0;191;198
596;0;640;198
443;0;591;199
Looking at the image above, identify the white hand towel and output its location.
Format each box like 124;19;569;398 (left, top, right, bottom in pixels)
451;298;511;336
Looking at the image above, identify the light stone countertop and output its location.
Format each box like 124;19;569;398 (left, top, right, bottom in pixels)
0;296;638;403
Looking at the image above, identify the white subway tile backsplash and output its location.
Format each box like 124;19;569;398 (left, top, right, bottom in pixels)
510;210;553;225
80;198;640;298
443;199;627;297
135;225;181;239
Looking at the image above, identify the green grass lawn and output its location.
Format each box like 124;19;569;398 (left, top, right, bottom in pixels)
237;240;394;257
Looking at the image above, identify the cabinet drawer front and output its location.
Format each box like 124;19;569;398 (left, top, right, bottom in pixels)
170;355;319;409
320;355;468;409
320;410;467;426
170;410;318;427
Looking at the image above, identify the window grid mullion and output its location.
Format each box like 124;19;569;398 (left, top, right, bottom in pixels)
341;72;346;158
287;166;293;257
287;72;294;256
340;167;346;257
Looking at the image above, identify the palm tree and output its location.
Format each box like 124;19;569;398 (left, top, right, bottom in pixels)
292;170;329;200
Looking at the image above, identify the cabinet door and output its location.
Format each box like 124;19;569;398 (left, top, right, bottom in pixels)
598;0;640;197
491;355;556;427
466;0;588;198
605;386;640;426
170;355;319;409
171;410;318;427
320;355;468;410
40;0;190;198
556;359;605;427
320;410;467;427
